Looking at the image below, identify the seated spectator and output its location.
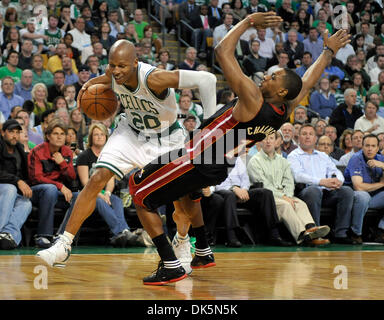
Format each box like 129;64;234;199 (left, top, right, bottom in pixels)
63;33;81;67
55;107;70;126
140;39;156;66
242;39;267;77
107;9;124;39
335;42;356;65
312;8;333;34
48;70;66;103
323;59;345;81
42;15;65;55
295;51;313;78
19;17;45;54
309;77;337;120
29;119;76;248
0;50;22;82
131;9;148;40
31;54;54;87
182;114;197;132
14;69;33;103
369;54;384;87
283;29;304;69
324;125;345;160
67;17;91;53
344;54;371;90
178;47;199;71
215;155;293;247
329;88;363;137
231;0;247;22
191;4;215;59
255;28;275;59
292;122;302;145
57;4;75;34
314;118;327;138
365;44;384;74
277;0;295;30
47;43;78;75
267;51;289;75
296;8;313;38
73;65;91;100
15;108;44;145
246;0;267;14
303;27;323;62
69;108;87;150
156;49;175;71
124;23;139;44
213;12;234;47
339;129;364;166
31;83;52;123
63;84;77;111
280;122;297;155
65;126;81;160
339;128;354;155
293;105;309;124
142;25;162;56
86;55;103;79
344;134;384;243
317;135;339;165
17;39;34;70
354;101;384;135
62;55;79;86
287;124;357;244
0;119;32;249
352;72;367;109
0;77;24;120
2;27;21;58
248;132;330;246
177;94;203;128
32;109;56;142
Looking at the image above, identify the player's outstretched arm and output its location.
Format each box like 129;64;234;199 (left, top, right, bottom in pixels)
289;29;351;112
147;69;217;120
214;12;282;119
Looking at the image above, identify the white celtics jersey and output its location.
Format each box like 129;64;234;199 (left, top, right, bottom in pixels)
112;62;178;134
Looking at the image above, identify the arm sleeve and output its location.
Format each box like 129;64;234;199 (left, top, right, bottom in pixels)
178;70;217;119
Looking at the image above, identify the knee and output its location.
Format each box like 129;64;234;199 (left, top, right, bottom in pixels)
354;190;371;205
88;169;112;192
301;186;322;200
42;184;58;198
339;186;354;199
0;184;18;198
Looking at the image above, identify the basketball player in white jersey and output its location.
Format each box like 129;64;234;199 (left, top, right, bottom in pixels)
36;40;217;276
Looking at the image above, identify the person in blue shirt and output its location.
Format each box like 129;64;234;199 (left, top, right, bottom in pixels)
309;77;337;119
344;134;384;243
14;70;33;103
287;123;358;244
0;77;24;120
295;51;313;78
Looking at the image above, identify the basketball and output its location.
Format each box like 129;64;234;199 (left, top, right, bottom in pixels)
80;84;118;120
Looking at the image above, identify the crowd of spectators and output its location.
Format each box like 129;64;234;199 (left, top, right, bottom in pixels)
2;0;384;250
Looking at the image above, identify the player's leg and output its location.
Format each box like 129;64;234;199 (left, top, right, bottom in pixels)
36;168;114;267
178;196;216;269
172;201;193;275
135;204;187;285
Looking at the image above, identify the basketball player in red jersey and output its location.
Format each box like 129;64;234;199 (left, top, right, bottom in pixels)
129;12;351;284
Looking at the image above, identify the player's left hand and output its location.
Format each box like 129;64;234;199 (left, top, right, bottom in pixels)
323;29;351;55
248;12;283;29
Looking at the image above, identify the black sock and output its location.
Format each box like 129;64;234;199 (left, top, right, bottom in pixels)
152;233;179;267
193;225;210;253
305;223;316;230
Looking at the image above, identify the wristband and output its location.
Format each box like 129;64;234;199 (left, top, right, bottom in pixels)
324;46;335;55
105;191;112;197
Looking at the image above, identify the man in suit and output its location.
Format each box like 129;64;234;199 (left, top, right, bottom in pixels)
179;0;201;45
208;0;222;27
246;0;268;14
191;5;217;59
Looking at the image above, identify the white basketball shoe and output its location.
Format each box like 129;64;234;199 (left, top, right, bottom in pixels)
36;234;72;268
172;233;193;275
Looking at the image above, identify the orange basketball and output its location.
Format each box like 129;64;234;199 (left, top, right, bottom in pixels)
80;84;118;120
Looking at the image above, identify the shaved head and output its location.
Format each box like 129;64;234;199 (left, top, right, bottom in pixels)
109;39;136;60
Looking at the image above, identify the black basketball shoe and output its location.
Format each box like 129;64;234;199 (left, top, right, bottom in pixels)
191;254;216;269
143;261;187;285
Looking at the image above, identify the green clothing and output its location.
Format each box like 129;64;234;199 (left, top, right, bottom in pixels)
133;21;149;40
0;66;22;83
33;101;52;117
247;149;295;198
32;70;54;87
312;20;333;34
368;84;380;96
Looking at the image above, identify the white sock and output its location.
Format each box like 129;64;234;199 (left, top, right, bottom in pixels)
63;231;74;244
176;232;189;242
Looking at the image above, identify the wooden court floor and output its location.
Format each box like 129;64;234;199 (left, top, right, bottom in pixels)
1;248;384;300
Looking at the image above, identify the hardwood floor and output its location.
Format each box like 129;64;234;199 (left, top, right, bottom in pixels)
1;250;384;300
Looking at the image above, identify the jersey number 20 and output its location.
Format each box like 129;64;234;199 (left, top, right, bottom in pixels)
131;112;161;130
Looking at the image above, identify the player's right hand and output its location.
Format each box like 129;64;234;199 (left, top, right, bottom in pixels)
323;29;351;55
248;12;283;29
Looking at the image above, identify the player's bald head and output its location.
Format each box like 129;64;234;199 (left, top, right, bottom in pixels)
109;39;136;60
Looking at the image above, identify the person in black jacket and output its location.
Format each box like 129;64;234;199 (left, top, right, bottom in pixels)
0;119;32;249
329;88;364;137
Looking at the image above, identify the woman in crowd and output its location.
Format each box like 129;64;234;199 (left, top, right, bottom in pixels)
231;0;247;24
31;83;52;125
156;48;175;70
63;33;81;68
2;27;22;57
4;7;23;29
100;22;116;52
142;25;162;55
52;96;69;111
69;108;88;150
339;129;354;154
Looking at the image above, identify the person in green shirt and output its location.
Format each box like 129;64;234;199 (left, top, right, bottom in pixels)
0;51;22;83
312;9;333;34
31;54;54;87
132;8;149;40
